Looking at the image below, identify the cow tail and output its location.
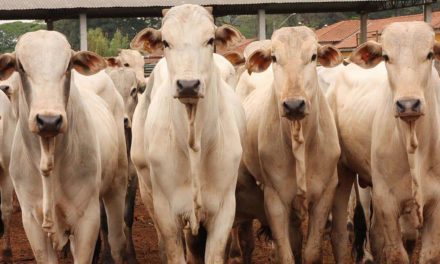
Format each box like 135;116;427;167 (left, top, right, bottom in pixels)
353;201;367;262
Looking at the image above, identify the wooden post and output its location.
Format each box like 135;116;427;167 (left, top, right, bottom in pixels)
46;19;54;30
359;12;368;44
258;9;266;40
79;13;88;51
424;1;433;24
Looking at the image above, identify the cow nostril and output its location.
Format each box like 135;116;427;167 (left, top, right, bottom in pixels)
412;99;421;112
0;85;10;92
36;114;44;128
55;115;63;130
396;100;405;113
298;100;306;110
282;101;290;110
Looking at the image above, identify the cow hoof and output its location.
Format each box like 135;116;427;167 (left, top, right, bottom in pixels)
2;249;12;263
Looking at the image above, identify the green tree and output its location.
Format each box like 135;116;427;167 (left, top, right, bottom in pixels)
0;21;45;53
108;29;130;56
87;28;110;56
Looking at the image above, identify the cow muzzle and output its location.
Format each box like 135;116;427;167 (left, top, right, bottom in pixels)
175;79;203;104
282;99;308;120
36;114;63;138
395;98;423;122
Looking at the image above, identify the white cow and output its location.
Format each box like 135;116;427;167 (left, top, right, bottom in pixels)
327;22;440;263
130;4;245;263
237;26;342;263
0;30;127;263
105;64;140;263
0;75;17;263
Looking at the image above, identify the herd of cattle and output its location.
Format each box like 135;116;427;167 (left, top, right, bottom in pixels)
0;3;438;264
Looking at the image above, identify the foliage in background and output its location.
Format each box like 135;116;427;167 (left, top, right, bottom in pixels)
0;21;45;53
0;3;439;53
87;28;129;56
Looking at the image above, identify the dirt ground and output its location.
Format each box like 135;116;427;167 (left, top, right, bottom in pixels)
1;192;338;264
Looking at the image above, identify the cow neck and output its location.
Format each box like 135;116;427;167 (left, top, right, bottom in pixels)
393;70;440;230
17;76;91;249
171;65;220;235
270;79;320;228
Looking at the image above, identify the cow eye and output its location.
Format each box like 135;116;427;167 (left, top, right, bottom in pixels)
271;55;277;63
124;63;129;67
311;54;317;62
427;52;434;60
18;61;25;73
163;40;170;48
382;54;389;62
207;38;215;46
130;87;137;98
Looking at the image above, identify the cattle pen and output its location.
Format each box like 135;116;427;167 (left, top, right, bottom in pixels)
0;0;438;264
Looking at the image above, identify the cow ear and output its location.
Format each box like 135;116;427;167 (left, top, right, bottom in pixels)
215;25;244;50
162;8;170;16
349;41;383;69
246;48;272;75
71;51;107;76
204;6;213;14
433;42;440;61
223;51;245;66
130;28;163;53
0;53;17;81
106;57;121;67
318;45;342;67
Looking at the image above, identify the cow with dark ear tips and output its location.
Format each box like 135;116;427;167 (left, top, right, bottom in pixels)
234;26;341;263
327;21;440;263
130;4;246;263
4;30;128;263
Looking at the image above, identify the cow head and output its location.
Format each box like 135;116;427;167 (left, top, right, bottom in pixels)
118;49;147;93
0;30;106;138
350;22;439;123
131;4;243;105
246;27;342;121
108;68;138;129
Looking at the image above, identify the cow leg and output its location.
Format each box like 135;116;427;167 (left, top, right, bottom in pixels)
125;161;138;264
226;227;241;263
369;189;408;263
137;170;166;262
153;195;185;264
21;210;58;264
263;186;294;264
356;185;374;264
205;194;236;264
419;203;440;263
288;210;302;264
99;201;114;264
237;220;254;264
102;185;128;263
185;226;207;264
0;175;13;263
331;164;355;264
71;201;101;264
304;170;338;264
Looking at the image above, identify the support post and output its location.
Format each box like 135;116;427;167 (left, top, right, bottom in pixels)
359;12;368;44
424;2;432;24
258;9;266;40
79;13;88;51
46;19;54;30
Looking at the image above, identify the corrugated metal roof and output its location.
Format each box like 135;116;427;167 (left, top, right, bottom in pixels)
0;0;384;10
0;0;433;19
